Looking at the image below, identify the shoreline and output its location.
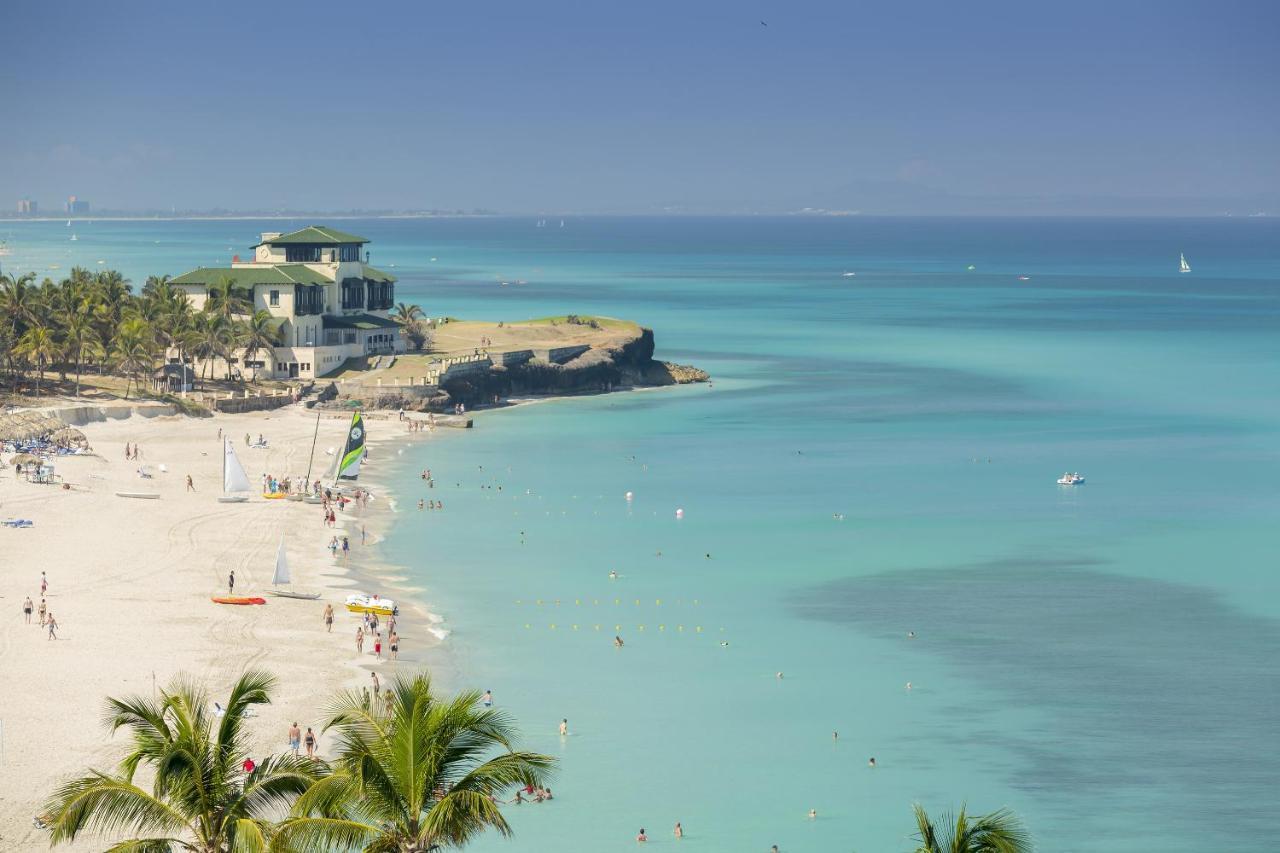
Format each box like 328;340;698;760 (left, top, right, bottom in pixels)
0;404;456;849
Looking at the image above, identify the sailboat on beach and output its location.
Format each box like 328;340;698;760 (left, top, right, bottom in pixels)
268;536;320;600
328;410;366;484
218;438;251;502
1179;252;1192;273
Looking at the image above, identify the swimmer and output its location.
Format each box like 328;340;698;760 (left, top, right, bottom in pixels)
417;499;424;510
905;682;912;690
719;641;730;647
808;809;817;820
776;671;784;679
833;731;839;741
614;635;625;648
482;690;493;708
704;553;711;559
609;570;618;580
868;757;876;768
907;631;916;639
636;828;648;842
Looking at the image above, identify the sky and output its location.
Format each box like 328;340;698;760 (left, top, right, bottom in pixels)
2;0;1278;215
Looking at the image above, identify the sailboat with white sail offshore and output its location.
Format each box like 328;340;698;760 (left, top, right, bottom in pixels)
1179;252;1191;273
218;438;252;502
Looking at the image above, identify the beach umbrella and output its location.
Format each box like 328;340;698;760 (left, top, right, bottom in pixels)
49;427;89;447
12;452;41;466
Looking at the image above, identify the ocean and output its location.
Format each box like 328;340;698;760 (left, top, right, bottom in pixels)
5;215;1279;851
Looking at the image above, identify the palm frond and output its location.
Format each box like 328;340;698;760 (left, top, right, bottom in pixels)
45;773;190;843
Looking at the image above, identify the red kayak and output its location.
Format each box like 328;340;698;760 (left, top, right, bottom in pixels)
211;596;267;605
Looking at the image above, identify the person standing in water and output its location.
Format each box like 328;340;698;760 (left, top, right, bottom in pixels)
559;719;568;736
673;822;683;839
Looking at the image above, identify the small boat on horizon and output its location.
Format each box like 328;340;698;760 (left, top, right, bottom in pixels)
1057;472;1085;486
842;271;856;277
70;234;78;241
1179;252;1191;273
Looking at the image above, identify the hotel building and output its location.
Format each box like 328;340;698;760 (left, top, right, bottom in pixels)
168;225;404;379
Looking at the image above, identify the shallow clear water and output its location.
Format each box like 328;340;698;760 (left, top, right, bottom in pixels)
6;216;1279;851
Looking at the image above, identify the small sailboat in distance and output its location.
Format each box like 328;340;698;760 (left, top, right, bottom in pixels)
218;439;251;502
1179;252;1191;273
268;536;320;599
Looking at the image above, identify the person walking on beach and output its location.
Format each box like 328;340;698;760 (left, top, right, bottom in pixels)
23;596;34;623
323;603;334;632
341;536;349;561
356;627;365;654
370;671;380;697
186;474;195;492
304;727;317;759
288;722;301;756
46;613;58;639
388;631;398;660
38;598;48;626
374;633;382;660
41;571;47;596
227;570;235;595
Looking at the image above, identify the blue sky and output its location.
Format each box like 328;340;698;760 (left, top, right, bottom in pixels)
2;0;1278;214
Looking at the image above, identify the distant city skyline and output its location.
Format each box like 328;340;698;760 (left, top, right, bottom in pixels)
3;1;1277;215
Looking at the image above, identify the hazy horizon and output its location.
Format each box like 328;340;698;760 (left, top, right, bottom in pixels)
3;1;1278;216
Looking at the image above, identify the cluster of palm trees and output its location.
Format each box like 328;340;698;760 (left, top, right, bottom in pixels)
43;670;555;852
1;268;286;398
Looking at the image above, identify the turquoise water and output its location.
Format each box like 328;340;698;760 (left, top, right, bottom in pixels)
6;217;1280;851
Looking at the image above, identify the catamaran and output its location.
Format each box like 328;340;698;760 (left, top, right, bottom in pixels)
1057;472;1085;485
218;438;251;502
268;536;320;600
1179;252;1191;273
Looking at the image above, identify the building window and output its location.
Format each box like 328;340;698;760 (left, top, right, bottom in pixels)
301;363;311;371
269;290;279;306
285;247;322;263
344;332;356;344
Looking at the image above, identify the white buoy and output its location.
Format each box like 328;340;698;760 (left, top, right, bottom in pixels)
625;491;633;501
675;508;684;519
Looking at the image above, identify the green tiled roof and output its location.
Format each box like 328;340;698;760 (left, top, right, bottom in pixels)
324;313;401;331
361;264;397;283
256;225;368;246
169;265;334;287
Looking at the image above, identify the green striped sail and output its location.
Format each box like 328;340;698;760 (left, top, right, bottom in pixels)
336;411;365;480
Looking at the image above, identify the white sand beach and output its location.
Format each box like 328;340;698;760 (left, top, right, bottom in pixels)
0;405;436;849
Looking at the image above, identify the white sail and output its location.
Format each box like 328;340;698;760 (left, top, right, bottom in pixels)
1180;252;1191;273
272;537;290;586
223;439;252;494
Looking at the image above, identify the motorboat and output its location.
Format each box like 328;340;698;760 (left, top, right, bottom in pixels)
345;593;397;616
1057;472;1085;486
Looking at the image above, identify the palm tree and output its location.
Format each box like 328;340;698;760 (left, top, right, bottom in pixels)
190;313;230;385
60;309;102;397
207;278;249;324
391;302;428;352
44;670;320;852
912;804;1032;853
14;323;60;396
0;271;39;379
276;674;554;853
239;310;280;382
112;318;159;399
